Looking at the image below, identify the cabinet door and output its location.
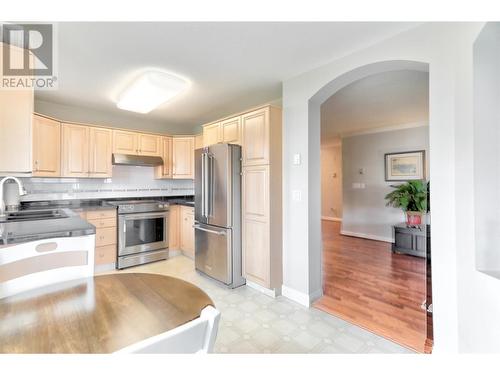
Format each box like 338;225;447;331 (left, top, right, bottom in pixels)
156;136;172;179
221;116;241;144
32;115;61;177
195;134;204;149
242;165;270;287
241;108;269;166
113;130;138;154
0;45;34;174
89;127;112;178
169;205;180;250
61;124;89;177
202;123;220;146
172;137;194;179
138;133;161;156
180;206;195;258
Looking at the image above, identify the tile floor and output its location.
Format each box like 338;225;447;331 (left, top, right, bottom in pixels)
105;255;414;354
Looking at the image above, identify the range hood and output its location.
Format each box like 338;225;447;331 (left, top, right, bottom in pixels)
112;153;164;167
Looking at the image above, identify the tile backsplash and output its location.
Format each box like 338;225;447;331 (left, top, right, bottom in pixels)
13;165;194;202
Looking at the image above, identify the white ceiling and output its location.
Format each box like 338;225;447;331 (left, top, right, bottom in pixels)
36;22;420;134
321;70;429;144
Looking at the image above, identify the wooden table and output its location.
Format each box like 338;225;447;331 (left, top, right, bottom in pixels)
0;273;213;353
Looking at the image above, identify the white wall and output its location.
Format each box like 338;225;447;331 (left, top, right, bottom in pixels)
341;126;429;242
34;100;196;135
320;144;342;219
473;23;500;275
282;22;495;353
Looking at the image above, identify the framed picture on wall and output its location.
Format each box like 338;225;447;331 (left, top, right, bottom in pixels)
384;150;425;181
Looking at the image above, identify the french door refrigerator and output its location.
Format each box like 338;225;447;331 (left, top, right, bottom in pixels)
194;143;245;288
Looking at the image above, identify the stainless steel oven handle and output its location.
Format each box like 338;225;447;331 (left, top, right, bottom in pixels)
193;224;226;236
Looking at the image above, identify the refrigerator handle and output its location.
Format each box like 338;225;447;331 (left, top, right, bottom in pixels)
201;152;206;218
203;152;210;217
209;153;215;217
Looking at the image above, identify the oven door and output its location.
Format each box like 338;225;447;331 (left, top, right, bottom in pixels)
118;211;168;256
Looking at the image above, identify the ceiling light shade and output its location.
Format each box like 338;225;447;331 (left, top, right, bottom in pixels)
116;70;188;114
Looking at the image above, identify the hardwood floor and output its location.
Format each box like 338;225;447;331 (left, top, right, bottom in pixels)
314;220;427;353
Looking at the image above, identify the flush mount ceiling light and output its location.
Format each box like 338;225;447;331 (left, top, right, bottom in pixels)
116;70;188;114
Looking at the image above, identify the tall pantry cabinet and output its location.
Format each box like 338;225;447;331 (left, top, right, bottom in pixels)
241;106;282;295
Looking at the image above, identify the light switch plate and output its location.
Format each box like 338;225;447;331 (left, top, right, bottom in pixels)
292;189;302;202
293;153;301;165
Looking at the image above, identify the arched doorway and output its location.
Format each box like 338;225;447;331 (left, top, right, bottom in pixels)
307;60;432;352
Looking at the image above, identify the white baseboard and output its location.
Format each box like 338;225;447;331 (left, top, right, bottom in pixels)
340;230;394;243
310;288;323;303
321;216;342;222
94;263;116;274
246;280;281;298
282;285;317;307
168;249;182;257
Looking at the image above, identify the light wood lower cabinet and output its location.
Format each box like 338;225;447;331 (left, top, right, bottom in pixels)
83;209;117;267
242;165;271;287
169;205;180;250
168;205;194;259
32;115;61;177
180;206;195;258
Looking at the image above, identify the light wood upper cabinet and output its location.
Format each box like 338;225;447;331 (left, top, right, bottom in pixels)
172;137;194;179
61;124;90;178
89;127;112;178
202;122;221;146
221;116;241;144
241;107;270;166
0;44;34;175
195;134;204;149
180;206;195;258
155;136;172;179
112;130;138;155
138;133;161;156
32;115;61;177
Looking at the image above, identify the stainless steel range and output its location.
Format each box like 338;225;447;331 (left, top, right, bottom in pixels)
107;199;169;269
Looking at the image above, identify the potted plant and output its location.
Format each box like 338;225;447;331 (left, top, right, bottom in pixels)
385;180;428;226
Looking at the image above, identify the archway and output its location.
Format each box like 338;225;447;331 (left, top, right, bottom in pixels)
307;60;431;351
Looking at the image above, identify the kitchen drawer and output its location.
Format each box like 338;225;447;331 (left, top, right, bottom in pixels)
95;227;117;247
95;244;116;265
88;217;116;229
86;209;116;220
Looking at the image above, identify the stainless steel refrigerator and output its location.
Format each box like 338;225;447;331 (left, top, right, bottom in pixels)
194;144;245;288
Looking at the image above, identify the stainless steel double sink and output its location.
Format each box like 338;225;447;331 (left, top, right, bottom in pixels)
0;209;68;223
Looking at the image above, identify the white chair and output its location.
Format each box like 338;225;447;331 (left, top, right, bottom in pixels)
115;305;221;354
0;234;95;299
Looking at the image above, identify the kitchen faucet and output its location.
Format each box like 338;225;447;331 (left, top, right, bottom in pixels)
0;176;26;218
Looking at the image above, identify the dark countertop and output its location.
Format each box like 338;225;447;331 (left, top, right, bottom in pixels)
20;196;195;210
1;196;195;245
0;208;95;246
21;199;114;212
